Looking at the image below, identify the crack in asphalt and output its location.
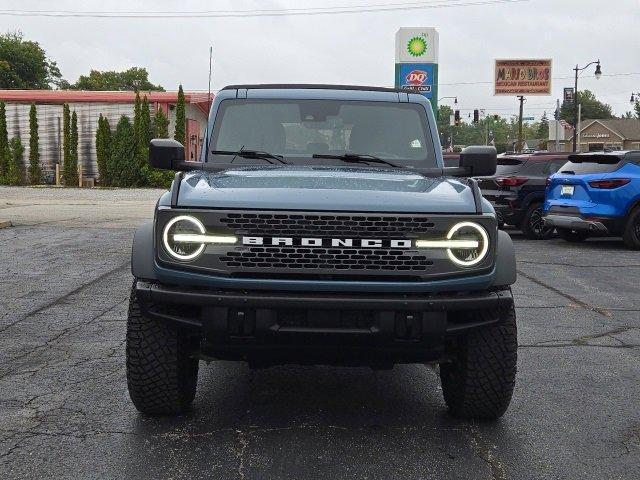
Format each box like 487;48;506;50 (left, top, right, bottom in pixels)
518;260;640;268
0;298;127;375
234;429;249;480
467;424;507;480
516;269;612;317
0;261;129;335
519;326;639;349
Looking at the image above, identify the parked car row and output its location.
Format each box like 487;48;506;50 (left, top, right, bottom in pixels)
461;149;640;249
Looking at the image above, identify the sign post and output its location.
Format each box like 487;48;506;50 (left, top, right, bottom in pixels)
395;28;439;114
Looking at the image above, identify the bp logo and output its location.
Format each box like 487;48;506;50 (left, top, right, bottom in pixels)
407;36;428;57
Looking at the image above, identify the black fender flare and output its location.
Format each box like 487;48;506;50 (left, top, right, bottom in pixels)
131;221;157;280
491;230;517;287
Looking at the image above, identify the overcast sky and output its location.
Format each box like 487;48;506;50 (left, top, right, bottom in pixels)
5;0;640;119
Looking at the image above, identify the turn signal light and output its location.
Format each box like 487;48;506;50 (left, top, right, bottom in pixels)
588;179;631;189
495;176;529;187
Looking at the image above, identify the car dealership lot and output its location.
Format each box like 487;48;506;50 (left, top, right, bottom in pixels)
0;187;639;480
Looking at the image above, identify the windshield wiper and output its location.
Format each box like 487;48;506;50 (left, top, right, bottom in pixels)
312;153;402;169
210;149;289;165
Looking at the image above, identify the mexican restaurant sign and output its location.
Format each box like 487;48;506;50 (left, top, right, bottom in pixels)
494;59;552;96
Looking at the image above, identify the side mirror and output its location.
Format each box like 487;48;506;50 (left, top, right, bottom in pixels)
149;138;192;171
459;146;497;177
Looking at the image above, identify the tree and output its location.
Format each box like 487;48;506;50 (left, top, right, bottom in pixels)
635;101;640;120
95;115;112;185
62;106;78;186
174;85;186;144
537;111;549;140
0;31;62;89
110;115;136;187
6;137;24;185
133;93;153;186
140;97;152;146
153;108;169;138
70;111;79;184
147;107;174;187
60;67;163;91
436;105;454;149
28;103;41;184
559;90;613;124
62;104;70;182
0;102;9;183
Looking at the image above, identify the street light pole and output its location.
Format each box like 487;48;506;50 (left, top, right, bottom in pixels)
517;96;525;153
572;60;602;152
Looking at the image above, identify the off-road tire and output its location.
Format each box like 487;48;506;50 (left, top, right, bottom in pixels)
439;301;517;420
557;227;590;243
126;281;199;415
521;203;555;240
622;207;640;250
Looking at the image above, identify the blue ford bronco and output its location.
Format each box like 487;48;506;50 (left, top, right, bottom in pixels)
127;85;517;419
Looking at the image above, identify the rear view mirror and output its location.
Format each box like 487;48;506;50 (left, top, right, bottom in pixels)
149;139;194;171
459;146;497;177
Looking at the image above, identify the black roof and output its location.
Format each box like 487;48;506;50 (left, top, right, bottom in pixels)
221;84;407;93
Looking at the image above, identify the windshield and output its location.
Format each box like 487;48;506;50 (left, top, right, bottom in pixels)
208;99;436;168
559;158;624;175
495;157;524;175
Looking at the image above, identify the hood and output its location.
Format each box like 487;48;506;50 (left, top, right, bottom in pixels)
177;166;476;213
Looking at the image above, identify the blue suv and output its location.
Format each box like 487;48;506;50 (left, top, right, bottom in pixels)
543;150;640;248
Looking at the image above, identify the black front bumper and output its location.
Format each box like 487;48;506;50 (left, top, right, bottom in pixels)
135;281;513;366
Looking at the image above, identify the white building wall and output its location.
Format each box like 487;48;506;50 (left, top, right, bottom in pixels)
4;100;207;182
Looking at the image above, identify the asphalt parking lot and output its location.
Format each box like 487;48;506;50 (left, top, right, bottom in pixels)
1;186;639;480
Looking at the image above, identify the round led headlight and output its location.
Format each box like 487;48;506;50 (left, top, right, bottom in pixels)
446;222;489;267
162;215;206;261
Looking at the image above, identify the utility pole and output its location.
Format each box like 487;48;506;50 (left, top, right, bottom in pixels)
517;96;525;153
555;98;560;152
576;103;582;152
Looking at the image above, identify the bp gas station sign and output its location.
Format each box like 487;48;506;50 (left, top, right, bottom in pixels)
395;28;439;113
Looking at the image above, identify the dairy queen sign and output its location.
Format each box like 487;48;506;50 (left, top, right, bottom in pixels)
398;63;435;98
403;69;431;93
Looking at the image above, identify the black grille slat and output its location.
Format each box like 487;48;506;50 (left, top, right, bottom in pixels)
220;213;435;238
220;246;434;271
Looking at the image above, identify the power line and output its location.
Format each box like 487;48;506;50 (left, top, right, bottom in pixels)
0;0;529;18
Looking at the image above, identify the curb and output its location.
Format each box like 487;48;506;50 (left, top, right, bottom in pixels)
0;220;12;229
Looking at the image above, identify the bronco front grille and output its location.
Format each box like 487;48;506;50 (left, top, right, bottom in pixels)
220;213;436;238
220;246;433;271
155;209;497;280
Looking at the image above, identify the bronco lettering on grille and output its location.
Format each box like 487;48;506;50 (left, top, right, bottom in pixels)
242;237;413;249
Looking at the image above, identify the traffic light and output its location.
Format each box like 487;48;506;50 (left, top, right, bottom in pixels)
454;110;460;126
473;109;479;124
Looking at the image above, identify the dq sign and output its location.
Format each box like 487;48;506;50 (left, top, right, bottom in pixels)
399;64;434;96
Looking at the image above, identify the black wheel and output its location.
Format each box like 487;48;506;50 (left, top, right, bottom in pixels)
126;281;200;415
556;227;590;243
623;207;640;250
521;203;555;240
440;301;517;420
